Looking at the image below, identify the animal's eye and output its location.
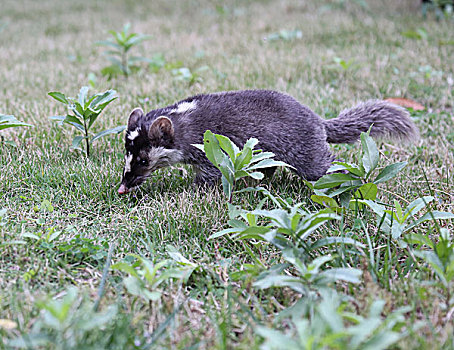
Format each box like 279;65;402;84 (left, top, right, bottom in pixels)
139;159;148;166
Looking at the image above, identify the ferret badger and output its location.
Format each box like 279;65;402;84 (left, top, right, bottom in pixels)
118;90;419;194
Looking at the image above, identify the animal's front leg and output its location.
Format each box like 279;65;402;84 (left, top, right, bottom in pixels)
193;163;222;186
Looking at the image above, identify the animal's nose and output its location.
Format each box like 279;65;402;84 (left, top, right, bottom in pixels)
118;184;129;195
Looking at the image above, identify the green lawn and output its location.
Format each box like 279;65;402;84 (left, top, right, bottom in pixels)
1;0;453;349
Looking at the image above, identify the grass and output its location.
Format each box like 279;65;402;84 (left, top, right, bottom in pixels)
1;0;454;349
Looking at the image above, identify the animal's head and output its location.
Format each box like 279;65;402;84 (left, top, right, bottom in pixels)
118;108;183;194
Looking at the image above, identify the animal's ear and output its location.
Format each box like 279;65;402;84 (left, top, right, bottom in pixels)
128;108;144;129
148;116;174;141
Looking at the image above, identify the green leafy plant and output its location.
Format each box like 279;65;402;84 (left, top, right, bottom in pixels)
48;86;124;157
111;247;198;302
194;130;293;202
257;289;416;350
253;251;362;297
172;66;207;86
8;288;133;349
310;131;407;209
332;56;358;71
97;23;152;79
406;228;454;306
212;187;364;296
148;53;166;73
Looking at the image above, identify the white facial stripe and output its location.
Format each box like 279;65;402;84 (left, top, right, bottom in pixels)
148;147;184;170
170;100;197;114
124;153;133;175
127;128;140;140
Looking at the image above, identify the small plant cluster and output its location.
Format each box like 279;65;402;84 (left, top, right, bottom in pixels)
97;23;152;79
48;86;125;157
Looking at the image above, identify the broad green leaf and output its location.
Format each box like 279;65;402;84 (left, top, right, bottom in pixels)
72;135;86;150
349;317;383;348
253;274;303;291
250;151;275;164
314;173;359;189
64;114;84;127
100;65;123;78
354;183;378;200
0;122;32;130
166;245;197;267
234;147;253;170
89;89;118;109
331;161;365;177
326;185;358;198
405;211;454;232
251;208;290;229
234;169;249;180
0;114;16;123
247;171;264;179
247;158;294;171
48;116;66;123
243;137;259;150
91;125;126;143
96;40;122;50
311;195;339;208
69;103;84;119
297;210;339;239
256;327;300;349
202;130;223;167
0;114;33;130
79;305;118;331
215;133;239;160
361;132;379;177
356;199;386;217
394;200;403;222
306;255;333;272
236;226;271;240
391;223;405;239
404;233;434;248
191;143;204;152
321;267;362;283
221;174;233;199
123;276;160;301
125;34;152;48
374;162;407;184
208;228;239;240
66;122;85;133
310;236;366;250
404;196;434;217
413;250;447;285
78;86;89;108
48;91;69;104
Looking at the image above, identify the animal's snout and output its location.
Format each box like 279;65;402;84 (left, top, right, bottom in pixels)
118;184;129;195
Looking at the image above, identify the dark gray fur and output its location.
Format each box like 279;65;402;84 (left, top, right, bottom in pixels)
119;90;419;192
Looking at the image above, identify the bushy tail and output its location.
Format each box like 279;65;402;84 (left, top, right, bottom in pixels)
323;100;419;144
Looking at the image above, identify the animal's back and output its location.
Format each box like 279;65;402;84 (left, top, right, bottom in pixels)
171;90;333;180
